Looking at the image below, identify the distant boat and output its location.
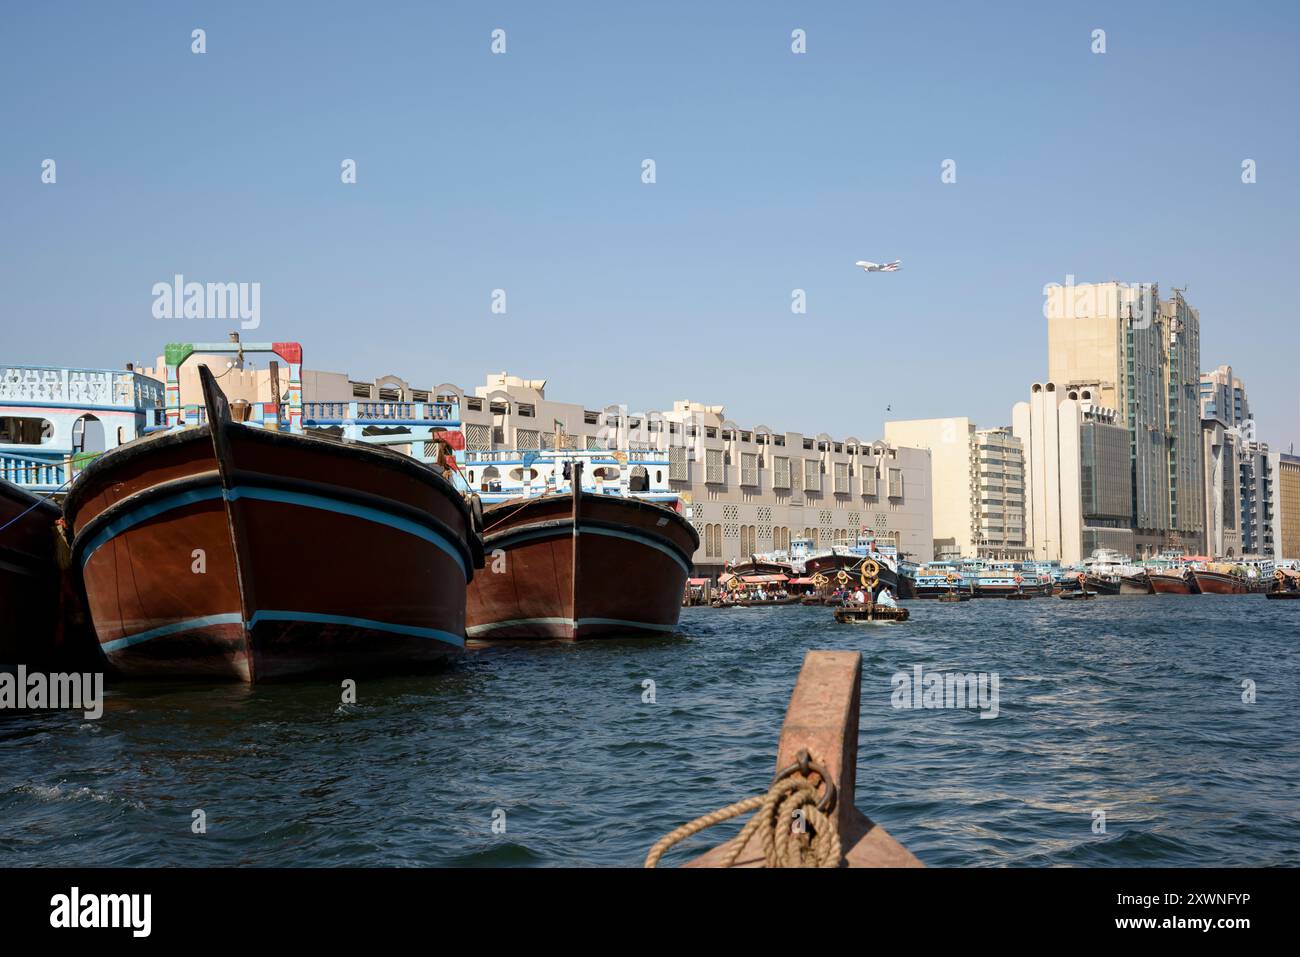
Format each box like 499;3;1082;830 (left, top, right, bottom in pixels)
63;367;482;681
1190;567;1249;594
0;477;62;666
1149;568;1200;595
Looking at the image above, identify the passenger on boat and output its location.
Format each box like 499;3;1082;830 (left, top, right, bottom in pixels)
852;588;867;604
877;587;898;609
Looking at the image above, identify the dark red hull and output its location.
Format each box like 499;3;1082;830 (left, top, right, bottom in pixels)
466;492;698;640
1149;571;1199;594
1191;570;1248;595
0;479;62;666
63;369;480;681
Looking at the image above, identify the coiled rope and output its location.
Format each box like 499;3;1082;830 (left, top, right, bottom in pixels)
644;749;842;868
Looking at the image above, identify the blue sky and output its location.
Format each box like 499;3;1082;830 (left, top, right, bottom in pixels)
3;1;1298;449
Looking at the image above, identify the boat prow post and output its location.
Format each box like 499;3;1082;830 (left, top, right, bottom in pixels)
681;650;921;868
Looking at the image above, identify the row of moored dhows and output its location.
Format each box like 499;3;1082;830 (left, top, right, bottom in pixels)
698;544;1297;606
1;343;696;682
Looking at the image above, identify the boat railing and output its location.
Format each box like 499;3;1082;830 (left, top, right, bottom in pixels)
302;400;458;424
463;450;518;464
0;451;68;492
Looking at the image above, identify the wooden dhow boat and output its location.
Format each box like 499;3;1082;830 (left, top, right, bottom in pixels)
1190;565;1250;595
465;460;698;640
1119;572;1154;595
1266;568;1300;599
63;367;483;681
0;478;63;666
1148;567;1200;594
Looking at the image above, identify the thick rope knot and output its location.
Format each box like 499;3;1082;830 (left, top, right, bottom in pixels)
644;750;843;868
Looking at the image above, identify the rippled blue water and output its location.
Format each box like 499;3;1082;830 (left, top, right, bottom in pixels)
2;596;1297;867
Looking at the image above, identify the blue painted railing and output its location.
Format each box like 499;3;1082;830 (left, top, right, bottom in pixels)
0;452;68;492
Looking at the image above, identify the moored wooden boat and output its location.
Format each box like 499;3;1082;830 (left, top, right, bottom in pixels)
465;463;698;640
1191;568;1249;595
63;367;482;681
1119;572;1154;595
1059;590;1095;600
1149;568;1199;594
1265;569;1300;599
0;478;62;666
937;590;970;603
1082;575;1121;596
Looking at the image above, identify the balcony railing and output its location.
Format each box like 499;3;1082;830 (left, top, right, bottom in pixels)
0;452;68;492
304;401;457;423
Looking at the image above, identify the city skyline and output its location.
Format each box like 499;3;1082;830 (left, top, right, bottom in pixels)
3;1;1298;452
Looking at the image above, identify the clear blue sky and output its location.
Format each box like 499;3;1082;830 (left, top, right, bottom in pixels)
3;1;1298;450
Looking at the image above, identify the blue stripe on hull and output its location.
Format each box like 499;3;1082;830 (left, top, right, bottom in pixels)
489;522;691;575
102;610;464;654
81;482;468;579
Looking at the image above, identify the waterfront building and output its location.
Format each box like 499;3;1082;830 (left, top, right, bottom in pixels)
881;417;1027;561
1200;364;1252;428
1160;291;1207;552
1;362;164;491
458;374;934;576
1201;416;1244;558
155;361;937;575
1239;441;1275;558
1045;280;1205;556
1271;451;1300;561
1011;382;1133;563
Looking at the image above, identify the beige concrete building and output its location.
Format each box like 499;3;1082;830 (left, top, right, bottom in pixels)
461;375;935;575
882;417;1027;560
142;360;936;573
1202;417;1244;558
1272;452;1300;562
1200;364;1252;428
1012;382;1134;562
1199;364;1251;559
1045;280;1205;556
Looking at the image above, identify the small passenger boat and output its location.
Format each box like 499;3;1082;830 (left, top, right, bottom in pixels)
833;602;909;623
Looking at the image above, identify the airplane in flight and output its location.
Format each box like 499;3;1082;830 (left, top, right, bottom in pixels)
855;259;901;273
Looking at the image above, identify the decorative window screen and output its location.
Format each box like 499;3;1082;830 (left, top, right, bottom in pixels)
706;448;725;484
669;446;688;481
803;459;821;492
833;462;849;493
888;468;904;498
741;452;758;486
465;424;492;450
773;456;791;489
